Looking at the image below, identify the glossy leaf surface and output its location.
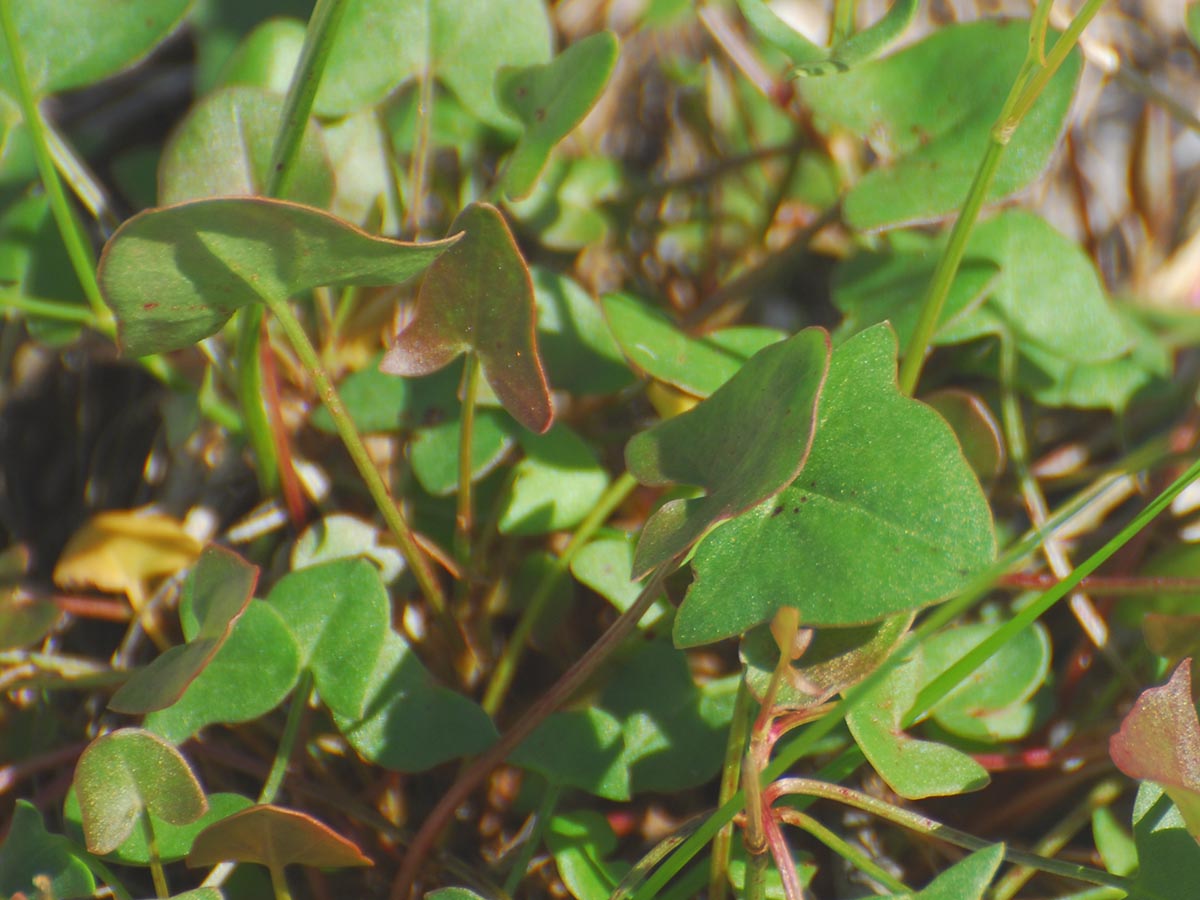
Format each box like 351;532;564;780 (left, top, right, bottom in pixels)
111;545;257;714
626;327;830;577
74;729;207;855
498;31;620;198
678;325;995;645
798;20;1080;230
333;630;497;772
381;203;553;432
99;197;457;356
186;804;371;869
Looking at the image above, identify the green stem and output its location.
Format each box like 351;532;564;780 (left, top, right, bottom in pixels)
259;292;454;635
138;810;169;899
709;680;754;900
44;120;119;235
502;780;562;896
455;353;482;570
773;807;909;894
0;289;97;323
407;68;435;235
743;847;768;900
832;0;857;43
481;471;639;716
768;778;1135;894
259;669;314;804
0;0;111;329
236;307;279;494
897;0;1099;396
268;864;294;900
265;0;350;199
630;437;1186;900
393;566;670;900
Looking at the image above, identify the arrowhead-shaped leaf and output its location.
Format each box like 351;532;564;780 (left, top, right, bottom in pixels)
677;324;995;646
625;327;831;578
98;197;458;357
380;202;553;432
797;20;1080;230
74;729;208;855
846;648;989;800
498;31;620;199
1111;658;1200;841
110;545;258;714
186;804;371;870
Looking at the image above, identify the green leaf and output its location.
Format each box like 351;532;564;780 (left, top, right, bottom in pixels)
0;588;60;651
846;649;989;800
110;545;258;714
510;707;630;800
499;424;610;535
735;0;824;68
545;810;631;900
315;0;552;122
897;843;1004;899
507;155;622;251
291;514;405;584
1111;659;1200;842
922;621;1050;743
1092;806;1137;878
797;20;1080;230
381;202;553;433
740;614;912;709
923;390;1004;483
268;559;389;720
410;409;516;496
0;801;94;900
966;211;1130;364
498;31;620;199
311;354;410;435
65;790;254;865
604;292;785;397
428;890;489;900
533;268;634;396
186;804;371;869
570;532;666;627
158;86;333;208
678;324;995;646
600;639;731;793
144;599;301;743
626;327;830;577
333;630;497;772
73;728;208;855
215;17;305;94
98;197;458;357
0;1;191;98
1131;782;1200;900
1189;2;1200;53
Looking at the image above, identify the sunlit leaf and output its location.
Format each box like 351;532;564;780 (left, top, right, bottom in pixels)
216;17;305;95
499;424;610;535
110;545;258;714
74;729;207;855
0;801;94;900
333;630;497;772
625;327;830;577
1130;781;1200;900
291;514;405;584
158;86;333;207
570;532;666;627
797;20;1080;230
604;292;785;398
898;844;1004;899
315;0;552;122
186;804;372;869
53;509;202;612
381;202;552;432
65;790;254;865
533;268;634;396
846;649;989;800
498;31;619;199
546;810;630;900
678;324;995;646
1110;659;1200;841
98;197;457;357
267;558;388;720
144;599;301;743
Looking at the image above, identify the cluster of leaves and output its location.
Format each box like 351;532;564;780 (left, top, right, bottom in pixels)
5;1;1200;900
